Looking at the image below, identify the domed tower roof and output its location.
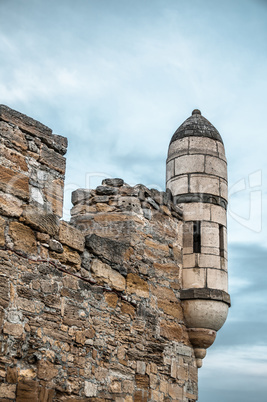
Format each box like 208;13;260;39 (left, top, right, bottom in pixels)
170;109;223;145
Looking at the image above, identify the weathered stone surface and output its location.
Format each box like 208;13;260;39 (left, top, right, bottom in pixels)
0;383;16;399
84;381;97;397
91;259;125;291
205;155;227;180
151;285;183;319
0;120;28;150
0;165;29;200
6;367;18;383
0;104;52;136
37;360;58;381
9;221;37;254
0;216;5;247
20;206;59;236
39;144;66;174
71;188;92;205
95;185;118;195
175;154;205;176
126;273;149;298
59;221;85;252
3;322;24;337
86;234;130;265
44;178;64;217
16;380;39;401
160;320;188;343
51;245;81;267
102;178;124;187
0;144;28;171
49;239;63;253
0;192;23;217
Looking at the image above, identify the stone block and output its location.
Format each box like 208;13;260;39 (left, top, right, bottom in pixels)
0;383;16;399
220;178;228;201
0;104;52;138
189;136;217;155
0;165;29;200
0;192;23;217
160;320;188;343
84;381;97;397
167;137;189;158
216;141;226;159
102;178;124;187
86;233;130;264
183;268;206;288
152;285;183;319
109;380;122;393
121;301;136;318
39;144;66;174
205;155;227;180
9;221;37;254
189;174;220;196
126;273;149;298
91;259;126;291
207;268;228;292
166;159;174;181
48;133;68;156
59;221;84;251
104;292;118;308
135;374;149;389
198;254;221;269
20;206;59;236
210;205;227;225
95;185;118;195
3;322;24;337
221;257;228;271
39;386;55;402
71;188;92;205
201;221;219;248
51;245;81;267
169;383;183;399
118;196;142;213
183;254;196;268
201;246;219;255
0;144;28;171
44;178;64;217
6;367;19;383
175;154;205;175
166;175;188;196
16;380;39;401
37;360;58;381
182;202;211;222
0;120;27;150
49;239;63;253
183;221;193;254
0;216;5;247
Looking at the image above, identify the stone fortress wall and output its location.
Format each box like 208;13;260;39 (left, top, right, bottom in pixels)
0;105;230;401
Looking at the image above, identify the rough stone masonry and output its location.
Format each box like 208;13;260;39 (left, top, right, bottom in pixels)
0;105;230;401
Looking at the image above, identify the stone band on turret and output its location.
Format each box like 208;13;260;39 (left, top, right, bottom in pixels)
180;288;231;306
173;193;227;209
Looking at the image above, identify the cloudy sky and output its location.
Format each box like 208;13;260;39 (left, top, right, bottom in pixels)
1;0;267;400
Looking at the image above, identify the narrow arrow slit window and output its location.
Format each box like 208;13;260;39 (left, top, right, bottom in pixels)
193;221;201;253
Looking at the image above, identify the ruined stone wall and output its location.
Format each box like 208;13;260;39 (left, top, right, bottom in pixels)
0;106;198;401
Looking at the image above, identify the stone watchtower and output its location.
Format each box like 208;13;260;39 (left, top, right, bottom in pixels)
0;105;230;401
166;109;230;368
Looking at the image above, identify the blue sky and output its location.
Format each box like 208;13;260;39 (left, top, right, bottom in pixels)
1;0;267;400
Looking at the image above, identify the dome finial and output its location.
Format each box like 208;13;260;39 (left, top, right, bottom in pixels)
192;109;201;116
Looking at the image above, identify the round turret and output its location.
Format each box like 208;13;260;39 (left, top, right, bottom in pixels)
166;110;230;368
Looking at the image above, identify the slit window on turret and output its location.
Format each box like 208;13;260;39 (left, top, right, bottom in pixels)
219;225;224;257
193;221;201;253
